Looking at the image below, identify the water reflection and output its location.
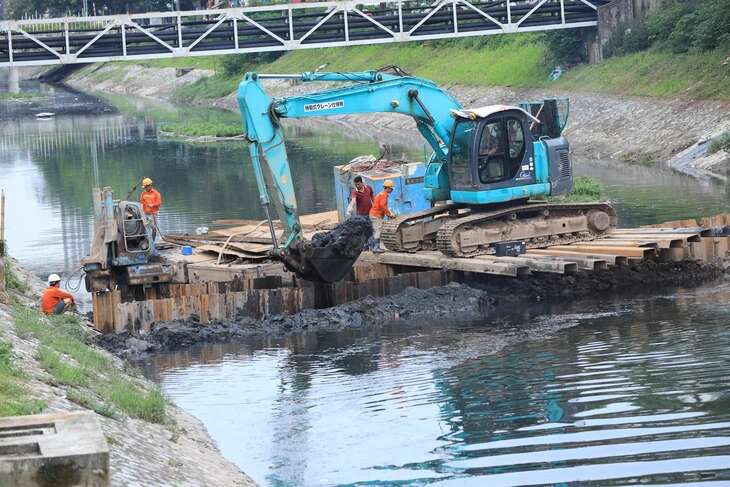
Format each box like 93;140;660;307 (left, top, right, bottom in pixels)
143;284;730;486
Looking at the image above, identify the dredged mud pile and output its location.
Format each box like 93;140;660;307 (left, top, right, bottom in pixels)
96;260;726;359
311;216;373;257
478;260;724;302
96;283;492;358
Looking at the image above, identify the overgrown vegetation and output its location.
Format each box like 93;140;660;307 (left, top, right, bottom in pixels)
603;0;730;58
0;92;45;100
541;28;593;66
555;50;730;100
709;132;730;154
4;258;28;293
11;305;168;424
261;35;548;87
552;176;605;202
160;120;242;138
0;340;45;417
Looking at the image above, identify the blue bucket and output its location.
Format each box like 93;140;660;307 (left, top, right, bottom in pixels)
181;245;193;256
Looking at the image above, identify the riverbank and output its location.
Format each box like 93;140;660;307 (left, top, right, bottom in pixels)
66;60;730;180
0;258;256;486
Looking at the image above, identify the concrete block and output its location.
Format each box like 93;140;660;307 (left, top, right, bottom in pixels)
0;411;109;486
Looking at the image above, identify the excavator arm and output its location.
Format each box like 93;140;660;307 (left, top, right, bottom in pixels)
236;70;462;282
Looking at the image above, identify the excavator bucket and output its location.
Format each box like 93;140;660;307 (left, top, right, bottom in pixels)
297;217;373;283
301;245;363;282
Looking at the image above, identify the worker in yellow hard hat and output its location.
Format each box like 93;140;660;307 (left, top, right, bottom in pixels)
139;177;162;241
369;179;397;253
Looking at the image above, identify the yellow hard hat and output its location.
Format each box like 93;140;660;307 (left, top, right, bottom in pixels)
142;177;152;187
383;180;395;188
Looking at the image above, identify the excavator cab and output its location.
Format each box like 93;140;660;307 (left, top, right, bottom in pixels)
447;105;572;204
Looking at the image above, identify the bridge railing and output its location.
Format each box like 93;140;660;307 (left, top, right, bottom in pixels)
1;0;607;67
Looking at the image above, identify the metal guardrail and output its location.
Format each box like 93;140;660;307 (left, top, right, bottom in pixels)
0;0;607;67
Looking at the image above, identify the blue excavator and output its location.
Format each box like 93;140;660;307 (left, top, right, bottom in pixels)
237;68;615;282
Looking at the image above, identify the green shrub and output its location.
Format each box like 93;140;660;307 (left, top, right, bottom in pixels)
11;305;169;424
549;176;605;202
37;346;90;386
709;132;730;154
606;0;730;57
66;389;119;419
0;341;45;416
542;28;591;66
220;52;283;76
106;377;167;424
4;259;28;293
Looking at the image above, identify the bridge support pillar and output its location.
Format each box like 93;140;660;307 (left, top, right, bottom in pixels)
8;67;20;94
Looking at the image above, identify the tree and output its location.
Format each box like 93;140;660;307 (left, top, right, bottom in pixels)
6;0;173;18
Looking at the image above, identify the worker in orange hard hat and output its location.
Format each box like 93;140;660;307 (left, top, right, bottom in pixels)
139;177;162;240
369;179;397;253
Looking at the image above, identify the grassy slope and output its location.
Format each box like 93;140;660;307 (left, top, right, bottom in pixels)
557;50;730;100
261;38;548;87
136;37;729;102
1;259;168;422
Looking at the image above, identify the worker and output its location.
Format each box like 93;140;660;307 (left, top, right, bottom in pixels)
41;274;75;315
139;177;162;239
369;180;396;253
346;176;374;218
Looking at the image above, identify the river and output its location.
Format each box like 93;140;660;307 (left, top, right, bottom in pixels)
2;83;730;486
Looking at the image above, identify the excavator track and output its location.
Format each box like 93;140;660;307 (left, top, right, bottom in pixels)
381;203;465;252
436;202;617;258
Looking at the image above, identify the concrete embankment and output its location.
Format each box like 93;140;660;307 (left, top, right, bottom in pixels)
66;64;730;178
95;259;724;359
0;257;256;487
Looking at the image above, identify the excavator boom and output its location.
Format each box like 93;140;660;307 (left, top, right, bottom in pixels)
236;69;615;282
236;69;461;282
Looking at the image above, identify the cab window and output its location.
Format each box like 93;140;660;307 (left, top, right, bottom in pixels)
477;118;526;184
507;118;525;160
449;120;475;187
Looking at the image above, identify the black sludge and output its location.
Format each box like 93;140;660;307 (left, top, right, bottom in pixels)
303;217;373;283
311;216;373;256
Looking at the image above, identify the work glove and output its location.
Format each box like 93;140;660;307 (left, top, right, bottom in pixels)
346;199;356;219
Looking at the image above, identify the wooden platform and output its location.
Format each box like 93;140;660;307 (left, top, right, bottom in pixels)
90;212;730;334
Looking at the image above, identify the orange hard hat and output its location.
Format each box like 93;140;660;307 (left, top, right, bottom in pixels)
383;180;395;188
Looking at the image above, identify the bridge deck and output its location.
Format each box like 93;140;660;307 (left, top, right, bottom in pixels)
1;0;608;67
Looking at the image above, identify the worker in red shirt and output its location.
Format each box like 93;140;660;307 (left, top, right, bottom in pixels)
346;176;374;218
139;177;162;240
369;180;396;253
41;274;75;315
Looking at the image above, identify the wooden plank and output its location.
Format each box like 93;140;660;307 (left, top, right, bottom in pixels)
642;218;698;228
524;252;607;271
366;251;530;277
610;231;699;241
592;238;685;249
528;248;628;266
583;239;661;247
614;227;706;235
548;245;655;258
196;244;268;260
486;256;577;274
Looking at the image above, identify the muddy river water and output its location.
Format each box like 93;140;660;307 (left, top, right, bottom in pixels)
3;83;730;486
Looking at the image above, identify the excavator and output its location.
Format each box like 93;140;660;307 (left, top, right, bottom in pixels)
237;68;615;283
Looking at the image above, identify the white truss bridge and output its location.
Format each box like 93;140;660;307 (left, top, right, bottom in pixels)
0;0;608;68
